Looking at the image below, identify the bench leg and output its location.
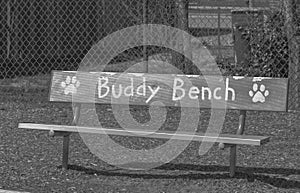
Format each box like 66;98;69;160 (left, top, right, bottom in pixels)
62;135;70;169
229;110;246;177
229;145;237;177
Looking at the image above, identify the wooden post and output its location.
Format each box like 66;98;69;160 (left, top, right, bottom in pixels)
229;110;246;177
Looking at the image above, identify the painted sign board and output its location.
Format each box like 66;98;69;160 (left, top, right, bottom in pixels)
50;71;289;112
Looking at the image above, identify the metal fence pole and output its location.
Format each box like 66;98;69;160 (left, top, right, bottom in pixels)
284;0;300;111
249;0;253;8
143;0;148;73
217;7;221;60
174;0;190;73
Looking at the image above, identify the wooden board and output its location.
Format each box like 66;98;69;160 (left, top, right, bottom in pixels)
18;123;270;146
50;71;289;112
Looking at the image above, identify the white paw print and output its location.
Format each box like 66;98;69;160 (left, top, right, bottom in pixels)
61;76;80;95
249;83;269;103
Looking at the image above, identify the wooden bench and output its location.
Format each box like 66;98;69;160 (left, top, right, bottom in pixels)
18;71;289;177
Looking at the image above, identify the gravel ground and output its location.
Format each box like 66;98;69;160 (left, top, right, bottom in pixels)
0;81;299;193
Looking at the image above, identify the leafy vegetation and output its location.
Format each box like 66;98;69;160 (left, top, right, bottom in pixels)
242;11;289;77
224;9;299;78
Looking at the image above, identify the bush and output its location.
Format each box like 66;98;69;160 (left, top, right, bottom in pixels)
226;10;296;77
246;11;290;77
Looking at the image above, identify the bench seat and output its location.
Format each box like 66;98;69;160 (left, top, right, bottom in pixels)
19;123;270;146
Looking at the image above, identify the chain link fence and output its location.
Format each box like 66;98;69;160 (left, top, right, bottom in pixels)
0;0;299;111
229;0;299;111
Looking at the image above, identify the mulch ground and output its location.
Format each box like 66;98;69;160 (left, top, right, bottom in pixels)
0;87;299;193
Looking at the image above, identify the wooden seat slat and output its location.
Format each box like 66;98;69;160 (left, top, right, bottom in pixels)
18;123;270;146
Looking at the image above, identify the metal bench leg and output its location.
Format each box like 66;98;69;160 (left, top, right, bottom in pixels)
229;110;246;177
61;103;80;169
62;135;70;169
229;145;237;177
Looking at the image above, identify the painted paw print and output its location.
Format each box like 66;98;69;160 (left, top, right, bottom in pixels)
249;83;269;103
61;76;80;95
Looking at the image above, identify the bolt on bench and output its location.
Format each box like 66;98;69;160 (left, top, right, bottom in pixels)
18;71;289;177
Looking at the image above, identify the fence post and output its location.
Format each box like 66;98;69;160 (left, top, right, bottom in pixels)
174;0;190;73
248;0;253;8
143;0;148;73
217;7;221;60
284;0;300;111
6;0;11;59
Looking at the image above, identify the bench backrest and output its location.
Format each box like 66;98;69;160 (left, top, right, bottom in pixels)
50;71;289;112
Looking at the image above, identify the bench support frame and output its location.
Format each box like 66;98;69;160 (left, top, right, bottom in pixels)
229;110;246;177
62;135;70;169
57;106;248;177
60;103;81;169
